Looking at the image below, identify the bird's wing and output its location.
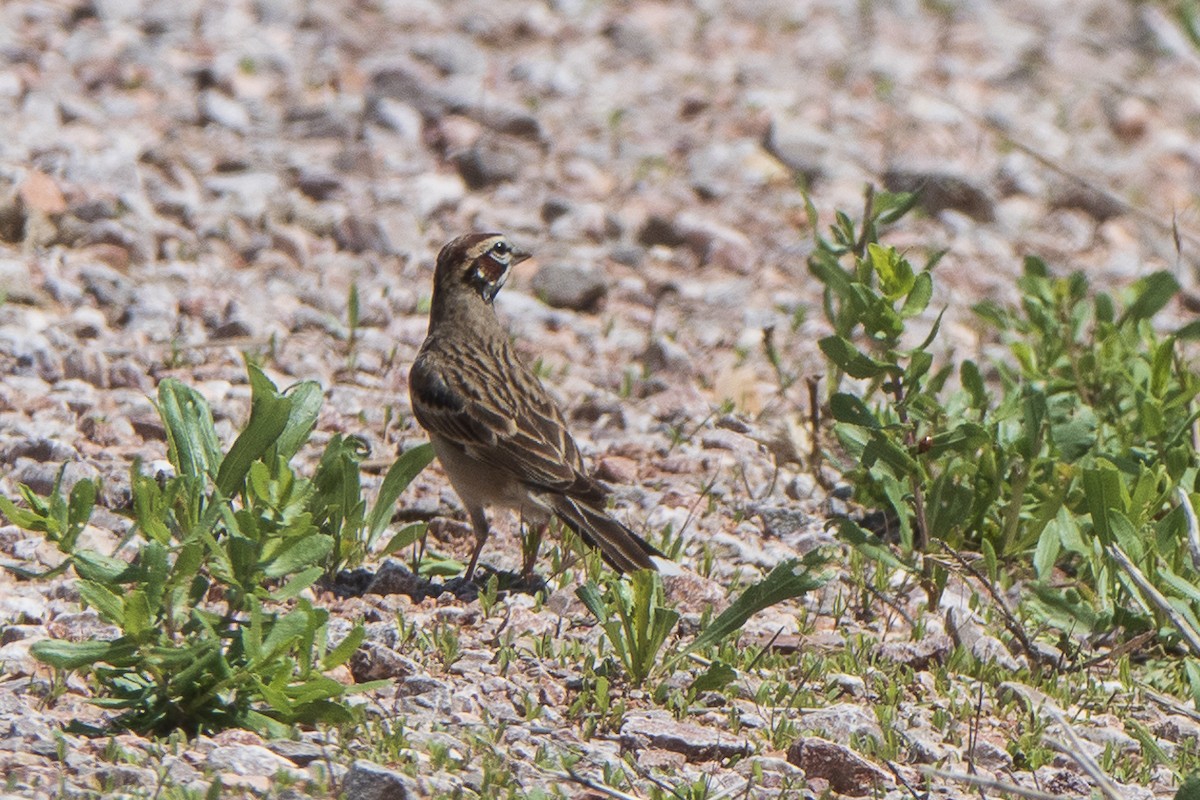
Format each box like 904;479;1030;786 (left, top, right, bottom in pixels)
410;344;603;501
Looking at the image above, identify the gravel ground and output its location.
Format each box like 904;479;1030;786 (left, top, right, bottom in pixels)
0;0;1198;797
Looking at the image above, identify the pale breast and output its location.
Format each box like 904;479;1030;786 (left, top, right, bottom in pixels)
429;433;552;521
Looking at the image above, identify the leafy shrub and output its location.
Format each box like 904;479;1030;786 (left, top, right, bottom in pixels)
0;361;430;734
811;187;1200;666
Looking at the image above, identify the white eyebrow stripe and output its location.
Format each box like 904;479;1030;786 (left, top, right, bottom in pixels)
467;237;506;260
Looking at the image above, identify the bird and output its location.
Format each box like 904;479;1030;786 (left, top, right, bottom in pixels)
409;232;665;580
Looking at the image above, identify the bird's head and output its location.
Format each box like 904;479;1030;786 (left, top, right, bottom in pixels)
433;232;532;305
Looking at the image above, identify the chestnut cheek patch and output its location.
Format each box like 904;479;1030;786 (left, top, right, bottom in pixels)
475;254;509;283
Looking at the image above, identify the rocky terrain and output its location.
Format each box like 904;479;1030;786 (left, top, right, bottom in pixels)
0;0;1199;797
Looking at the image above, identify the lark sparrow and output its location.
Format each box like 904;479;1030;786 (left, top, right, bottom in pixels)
409;232;664;579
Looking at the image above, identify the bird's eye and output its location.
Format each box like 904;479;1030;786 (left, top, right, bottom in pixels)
491;241;510;256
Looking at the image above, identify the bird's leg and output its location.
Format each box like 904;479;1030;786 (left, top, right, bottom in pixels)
463;506;491;582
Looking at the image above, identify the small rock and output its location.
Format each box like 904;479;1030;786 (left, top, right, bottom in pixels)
412;173;466;219
637;748;687;771
285;104;354;138
637;214;687;248
1048;180;1126;222
674;212;757;273
0;190;25;243
208;744;299;778
370;98;423;141
2;437;79;463
786;737;889;797
266;740;325;767
63;348;109;388
198;89;251;132
620;710;751;762
662;570;728;612
350;642;420;682
367;559;427;597
1106;95;1150;142
688;140;788;199
873;634;953;670
971;635;1024;671
399;675;447;697
595;455;638;484
540;197;571;223
1153;715;1200;743
0;639;40;676
883;167;996;222
295;170;341;201
93;765;156;791
46;610;120;642
342;759;419;800
798;703;884;745
453;143;522;189
764;121;827;185
826;672;867;698
641;337;692;374
785;473;818;500
334;214;387;254
18;170;67;216
80;263;133;310
531;262;607;311
205;173;283;219
0;259;42;305
1038;767;1091;796
972;737;1013;769
109;359;150;391
749;503;811;538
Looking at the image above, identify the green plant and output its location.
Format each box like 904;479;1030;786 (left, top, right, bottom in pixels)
0;361;433;734
577;570;680;686
577;554;828;690
811;187;1200;658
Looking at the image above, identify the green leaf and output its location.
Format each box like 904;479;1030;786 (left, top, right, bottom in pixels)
868;243;915;300
216;364;292;498
273;381;324;463
1122;271;1178;323
686;553;828;654
1047;395;1097;463
32;639;137;670
960;360;987;410
829;393;880;429
1082;464;1126;543
819;336;891;379
73;550;136;583
123;590;153;639
1033;520;1061;579
904;349;933;386
576;582;608;624
256;606;314;667
270;566;325;601
157;379;223;482
861;432;919;474
379;523;428;556
0;494;47;531
64;479;97;549
900;271;933;318
262;534;334;579
77;580;126;625
1174;773;1200;800
323;626;365;671
365;443;435;550
688;660;737;697
921;423;988;457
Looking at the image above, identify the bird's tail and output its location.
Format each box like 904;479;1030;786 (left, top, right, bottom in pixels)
550;496;664;573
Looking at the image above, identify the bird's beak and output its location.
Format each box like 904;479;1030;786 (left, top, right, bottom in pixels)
512;247;532;266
